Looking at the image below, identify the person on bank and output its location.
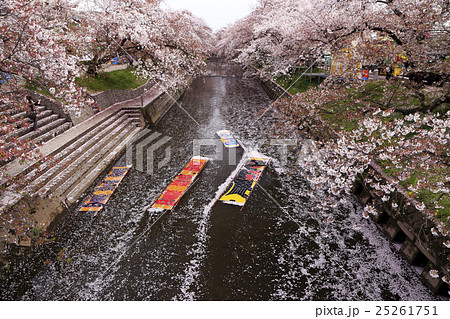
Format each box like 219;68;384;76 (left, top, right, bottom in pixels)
385;66;392;80
26;95;40;131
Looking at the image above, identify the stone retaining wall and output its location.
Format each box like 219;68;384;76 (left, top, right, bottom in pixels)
353;163;449;295
91;79;156;111
250;66;292;100
28;91;72;124
258;75;291;100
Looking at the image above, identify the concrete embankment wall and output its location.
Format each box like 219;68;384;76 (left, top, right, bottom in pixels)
258;75;449;296
92;80;156;111
28;91;72;124
65;80;156;126
258;75;292;100
140;86;183;126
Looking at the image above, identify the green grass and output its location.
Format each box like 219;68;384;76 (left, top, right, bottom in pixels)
76;68;147;92
377;160;449;223
418;190;450;222
276;68;327;95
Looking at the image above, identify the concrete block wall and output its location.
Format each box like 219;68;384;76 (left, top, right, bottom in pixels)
248;66;291;101
258;76;291;101
140;88;183;126
353;166;449;296
91;79;156;110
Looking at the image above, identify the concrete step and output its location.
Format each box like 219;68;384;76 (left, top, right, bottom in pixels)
127;115;141;124
0;102;137;195
36;110;54;121
126;112;141;118
1;112;137;213
36;117;136;198
34;113;60;129
34;122;72;145
40;107;126;159
124;109;141;115
0;107;22;117
0;105;45;119
20;118;67;141
0;111;12;125
0;115;71;168
17;111;130;193
0;110;53;138
10;106;46;120
123;107;142;125
66;126;141;204
53;119;137;199
19;114;60;137
3;113;63;143
122;106;142;112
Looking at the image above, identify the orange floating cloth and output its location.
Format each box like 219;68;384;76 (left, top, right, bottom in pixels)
149;156;208;212
77;166;131;215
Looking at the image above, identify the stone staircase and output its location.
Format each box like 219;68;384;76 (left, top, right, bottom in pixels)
0;102;143;242
0;102;72;167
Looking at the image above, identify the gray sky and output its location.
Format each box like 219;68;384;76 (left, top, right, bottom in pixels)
161;0;258;31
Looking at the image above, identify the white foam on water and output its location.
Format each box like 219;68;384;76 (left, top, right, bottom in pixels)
147;207;166;213
60;204;148;300
177;150;250;300
192;156;209;161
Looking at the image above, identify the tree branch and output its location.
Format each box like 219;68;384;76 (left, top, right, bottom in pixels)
368;25;403;45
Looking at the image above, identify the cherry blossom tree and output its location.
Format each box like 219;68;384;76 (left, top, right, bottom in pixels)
216;0;310;76
218;0;449;266
75;0;213;86
219;0;449;110
0;0;94;167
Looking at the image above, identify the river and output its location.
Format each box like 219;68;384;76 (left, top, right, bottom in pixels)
0;64;438;301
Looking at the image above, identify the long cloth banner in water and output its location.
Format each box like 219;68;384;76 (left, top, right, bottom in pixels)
219;153;270;207
149;156;209;212
77;166;131;215
217;129;239;148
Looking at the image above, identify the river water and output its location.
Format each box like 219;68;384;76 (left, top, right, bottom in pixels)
0;65;438;301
